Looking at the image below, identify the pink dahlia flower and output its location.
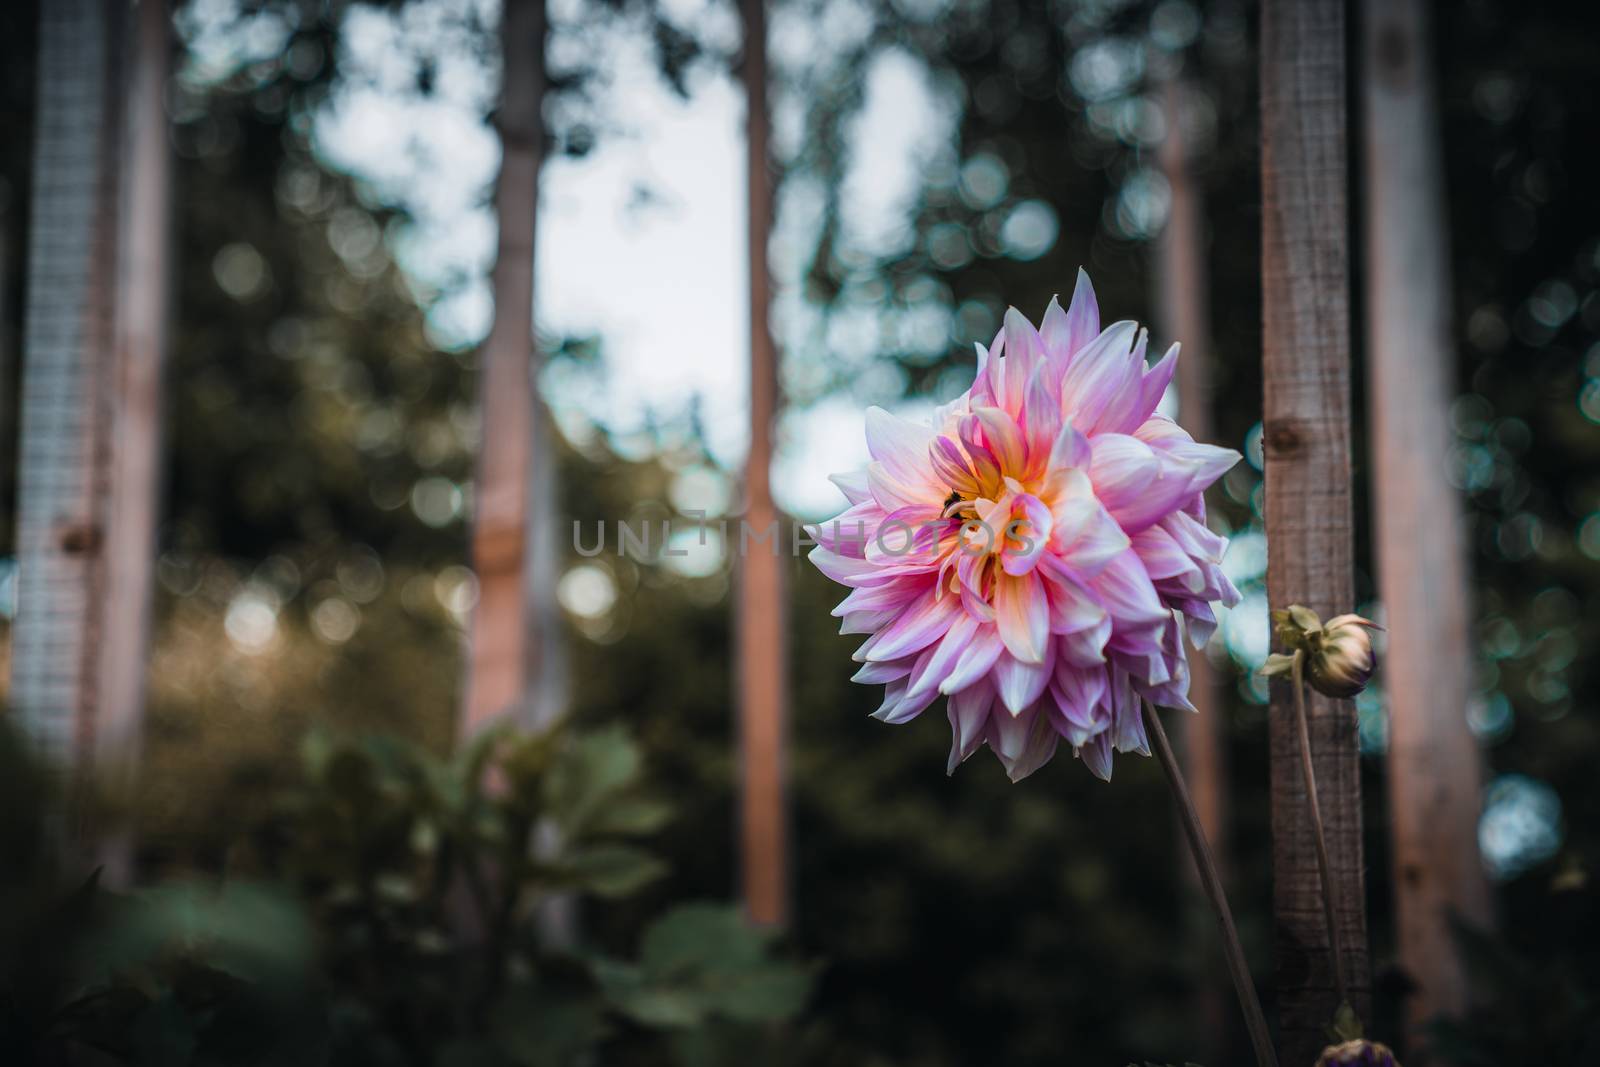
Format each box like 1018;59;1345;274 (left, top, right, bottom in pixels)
807;270;1241;781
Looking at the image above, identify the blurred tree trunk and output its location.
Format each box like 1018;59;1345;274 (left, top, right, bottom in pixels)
737;0;789;928
1361;0;1491;1048
460;0;573;951
1157;75;1231;1061
0;199;11;596
1260;1;1372;1062
462;0;547;739
94;0;175;883
12;0;124;779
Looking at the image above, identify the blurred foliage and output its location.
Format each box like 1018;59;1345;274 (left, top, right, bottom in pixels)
0;719;813;1066
1;0;1599;1064
1426;911;1600;1066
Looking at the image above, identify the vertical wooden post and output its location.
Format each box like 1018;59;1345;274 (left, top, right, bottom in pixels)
94;0;174;881
0;200;11;595
1360;0;1491;1045
1261;1;1371;1061
12;0;123;771
1158;75;1231;1060
462;0;545;739
737;0;789;928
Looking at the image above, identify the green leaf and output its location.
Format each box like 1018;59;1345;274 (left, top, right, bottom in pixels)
545;726;644;832
586;798;674;836
606;985;709;1028
596;904;815;1028
710;963;813;1023
93;882;315;984
1288;603;1324;633
556;845;667;898
640;904;770;976
1259;652;1297;678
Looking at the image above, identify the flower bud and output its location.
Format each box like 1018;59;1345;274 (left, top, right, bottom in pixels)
1262;605;1382;698
1314;1038;1399;1067
1305;614;1380;699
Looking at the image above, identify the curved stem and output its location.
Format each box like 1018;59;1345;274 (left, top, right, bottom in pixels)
1291;650;1349;1008
1143;701;1279;1067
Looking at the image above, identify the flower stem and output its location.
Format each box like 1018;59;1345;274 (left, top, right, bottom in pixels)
1291;649;1349;1009
1143;701;1279;1067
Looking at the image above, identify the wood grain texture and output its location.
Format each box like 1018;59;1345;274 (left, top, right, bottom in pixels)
1260;0;1372;1061
737;0;790;928
1360;0;1491;1047
95;0;173;853
12;0;122;770
462;0;545;738
1158;76;1234;1062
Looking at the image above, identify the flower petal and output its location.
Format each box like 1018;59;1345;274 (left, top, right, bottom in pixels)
1131;526;1205;592
1135;342;1180;427
1090;433;1220;534
1060;320;1139;433
957;414;1002;489
810;501;882;557
1043;268;1100;376
968;341;996;409
1020;366;1063;471
1037;556;1109;633
859;586;963;662
1049;664;1109;745
1087;433;1160;511
987;701;1040;764
902;612;979;706
809;546;899;588
1047;418;1091;473
1108;672;1149;755
995;648;1052;715
831;575;928;619
993;570;1048;664
874;647;942;724
838;608;896;635
829;469;872;506
990;306;1044;415
1088;549;1170;628
999;493;1053;577
865;406;938;489
939;623;1004;693
1056;614;1111;666
1078;732;1114;781
1091;327;1150;435
974;406;1026;477
1047;489;1130;578
1000;709;1059;782
946;682;995;774
929;435;981;497
852;657;913;684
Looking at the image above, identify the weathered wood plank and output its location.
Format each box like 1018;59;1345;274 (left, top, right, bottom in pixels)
1360;0;1491;1049
1260;0;1372;1061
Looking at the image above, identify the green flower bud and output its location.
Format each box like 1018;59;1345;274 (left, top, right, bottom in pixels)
1305;614;1380;698
1261;605;1382;698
